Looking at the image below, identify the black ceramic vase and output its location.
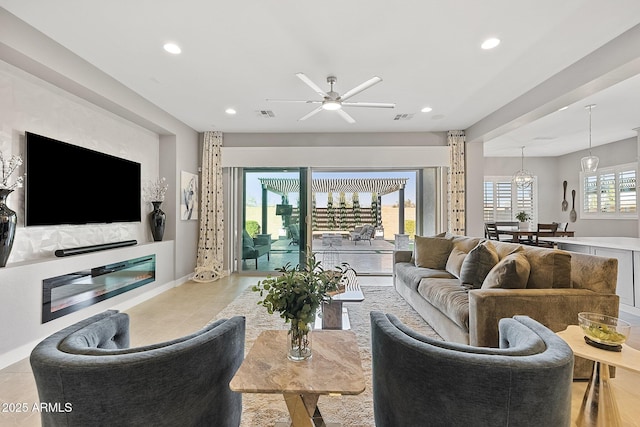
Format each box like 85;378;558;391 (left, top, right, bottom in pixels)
149;201;166;242
0;189;17;267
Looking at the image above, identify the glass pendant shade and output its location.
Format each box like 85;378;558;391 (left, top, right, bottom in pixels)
513;146;534;188
581;155;599;173
513;169;534;188
581;104;599;172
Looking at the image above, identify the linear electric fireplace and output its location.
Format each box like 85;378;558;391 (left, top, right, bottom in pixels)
42;255;156;323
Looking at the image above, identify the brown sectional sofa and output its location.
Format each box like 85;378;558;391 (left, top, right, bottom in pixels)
393;233;620;378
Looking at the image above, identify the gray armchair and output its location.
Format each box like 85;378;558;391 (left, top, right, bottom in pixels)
370;312;574;427
30;310;245;427
242;229;271;268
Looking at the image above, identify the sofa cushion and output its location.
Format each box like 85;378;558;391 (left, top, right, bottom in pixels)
242;230;254;249
417;278;470;330
411;232;449;264
445;248;467;279
524;247;572;289
395;262;455;291
482;251;531;289
451;236;482;253
414;236;453;269
459;241;499;288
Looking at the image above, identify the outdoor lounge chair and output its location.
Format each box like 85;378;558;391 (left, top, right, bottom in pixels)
288;223;300;245
350;224;375;245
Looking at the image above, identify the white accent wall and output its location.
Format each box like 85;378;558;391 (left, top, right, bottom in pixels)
0;60;160;262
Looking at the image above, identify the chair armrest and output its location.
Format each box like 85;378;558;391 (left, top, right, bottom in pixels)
394;250;412;264
469;288;619;347
253;234;271;247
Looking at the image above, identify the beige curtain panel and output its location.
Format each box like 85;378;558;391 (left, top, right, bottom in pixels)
448;130;466;235
193;131;226;282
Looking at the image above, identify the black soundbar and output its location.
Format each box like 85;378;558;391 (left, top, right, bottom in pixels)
54;240;138;257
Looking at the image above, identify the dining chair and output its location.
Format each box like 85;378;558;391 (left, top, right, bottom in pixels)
554;222;569;232
484;222;500;240
535;223;558;247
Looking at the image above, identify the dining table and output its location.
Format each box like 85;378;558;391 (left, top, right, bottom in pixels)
496;226;574;243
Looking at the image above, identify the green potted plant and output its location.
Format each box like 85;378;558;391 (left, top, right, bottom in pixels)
516;211;531;230
252;253;354;361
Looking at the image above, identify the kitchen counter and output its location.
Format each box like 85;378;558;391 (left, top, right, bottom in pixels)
543;236;640;251
544;237;640;315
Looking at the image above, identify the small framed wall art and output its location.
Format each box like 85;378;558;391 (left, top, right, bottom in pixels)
180;171;198;220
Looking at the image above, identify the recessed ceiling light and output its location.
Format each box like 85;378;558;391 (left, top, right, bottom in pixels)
558;106;569;111
163;43;182;54
421;106;433;113
225;108;237;115
481;38;501;50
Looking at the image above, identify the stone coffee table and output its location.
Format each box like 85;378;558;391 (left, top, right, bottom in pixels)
229;329;365;427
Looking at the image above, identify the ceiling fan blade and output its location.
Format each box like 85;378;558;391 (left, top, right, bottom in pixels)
298;106;323;121
342;102;396;108
339;77;382;101
296;73;328;98
266;99;321;104
336;109;356;124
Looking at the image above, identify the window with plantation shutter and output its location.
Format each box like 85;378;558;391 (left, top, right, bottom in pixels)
580;163;637;219
484;177;537;223
619;169;636;214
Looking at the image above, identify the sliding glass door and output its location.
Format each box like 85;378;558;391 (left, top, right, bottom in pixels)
241;168;307;272
237;167;440;275
309;170;418;275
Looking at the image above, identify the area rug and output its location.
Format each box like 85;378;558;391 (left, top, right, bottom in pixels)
213;285;442;427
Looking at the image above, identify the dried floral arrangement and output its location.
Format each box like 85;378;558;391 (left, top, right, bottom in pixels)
144;177;168;202
0;151;24;191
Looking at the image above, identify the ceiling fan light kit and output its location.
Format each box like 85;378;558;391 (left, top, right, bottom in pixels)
581;104;599;173
269;73;395;123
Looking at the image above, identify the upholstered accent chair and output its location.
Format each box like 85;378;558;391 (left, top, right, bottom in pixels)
242;229;271;268
30;310;245;427
370;311;574;427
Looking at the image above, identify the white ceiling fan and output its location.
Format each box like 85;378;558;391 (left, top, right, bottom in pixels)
267;73;396;123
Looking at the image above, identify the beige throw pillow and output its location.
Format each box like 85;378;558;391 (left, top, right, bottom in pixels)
482;251;531;289
445;248;467;279
459;241;499;288
414;236;453;269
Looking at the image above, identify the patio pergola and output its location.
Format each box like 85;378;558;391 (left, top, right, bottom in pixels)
257;177;409;235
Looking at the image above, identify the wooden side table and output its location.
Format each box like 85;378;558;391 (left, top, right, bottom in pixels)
320;274;364;330
557;325;640;427
230;330;365;427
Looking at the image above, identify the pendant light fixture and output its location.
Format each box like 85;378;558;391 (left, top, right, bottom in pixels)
581;104;599;172
512;146;534;189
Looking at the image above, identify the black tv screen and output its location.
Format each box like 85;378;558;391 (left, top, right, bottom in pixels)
25;132;141;226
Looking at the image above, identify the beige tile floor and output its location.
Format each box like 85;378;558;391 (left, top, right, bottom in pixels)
0;274;639;426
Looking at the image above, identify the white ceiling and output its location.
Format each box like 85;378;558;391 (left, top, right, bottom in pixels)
2;0;640;157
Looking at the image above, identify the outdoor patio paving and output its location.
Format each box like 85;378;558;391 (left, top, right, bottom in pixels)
241;236;401;275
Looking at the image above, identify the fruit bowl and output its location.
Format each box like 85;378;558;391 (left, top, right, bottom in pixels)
578;312;631;351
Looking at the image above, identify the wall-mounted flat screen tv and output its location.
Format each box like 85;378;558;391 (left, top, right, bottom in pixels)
25;132;141;226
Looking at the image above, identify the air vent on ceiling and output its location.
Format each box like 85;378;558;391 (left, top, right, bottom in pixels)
393;113;414;121
256;110;276;118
